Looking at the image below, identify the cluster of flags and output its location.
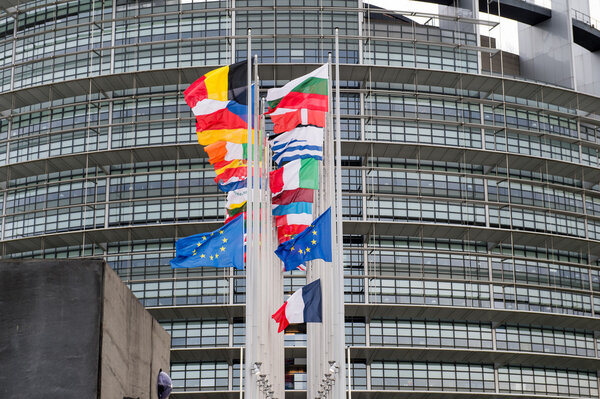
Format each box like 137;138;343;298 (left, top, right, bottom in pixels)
183;60;251;222
171;61;333;333
266;64;329;245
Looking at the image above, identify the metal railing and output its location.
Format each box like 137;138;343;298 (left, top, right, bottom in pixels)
573;9;600;30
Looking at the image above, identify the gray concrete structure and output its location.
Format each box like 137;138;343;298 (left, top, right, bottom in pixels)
519;0;600;96
0;259;170;399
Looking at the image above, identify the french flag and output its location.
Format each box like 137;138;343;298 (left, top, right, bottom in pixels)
272;279;322;333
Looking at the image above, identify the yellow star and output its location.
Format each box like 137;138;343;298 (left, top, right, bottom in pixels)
219;230;224;234
215;253;219;258
222;238;228;243
197;242;202;247
306;247;310;252
312;230;317;235
298;248;303;254
203;236;207;241
211;232;214;236
291;246;295;251
193;250;197;255
220;246;225;252
210;255;214;260
201;254;205;258
312;239;317;245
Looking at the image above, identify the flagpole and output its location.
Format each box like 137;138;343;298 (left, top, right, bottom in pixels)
333;27;346;399
327;55;336;395
245;28;256;399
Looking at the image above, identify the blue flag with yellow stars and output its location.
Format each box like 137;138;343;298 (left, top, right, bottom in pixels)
170;214;244;270
275;207;332;271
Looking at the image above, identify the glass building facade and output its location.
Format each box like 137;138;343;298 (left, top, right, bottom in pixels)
2;0;600;397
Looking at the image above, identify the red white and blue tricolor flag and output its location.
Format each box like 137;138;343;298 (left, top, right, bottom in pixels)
272;279;322;332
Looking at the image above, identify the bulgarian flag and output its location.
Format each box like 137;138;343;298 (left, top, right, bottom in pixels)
204;141;247;165
269;158;319;197
266;64;329;114
272;279;322;332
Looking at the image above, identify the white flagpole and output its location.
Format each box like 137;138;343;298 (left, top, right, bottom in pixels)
333;27;346;399
245;28;256;399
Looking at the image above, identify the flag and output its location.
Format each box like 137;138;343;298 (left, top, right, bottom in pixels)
275;207;332;271
269;158;319;196
272;201;312;216
275;212;312;244
157;369;173;399
214;159;247;185
225;205;247;223
204;141;247;164
184;60;249;108
194;100;249;134
275;213;313;228
270;126;323;166
270;108;327;134
226;187;247;210
219;178;247;193
272;279;322;332
266;64;329;113
272;187;314;206
277;224;310;244
170;214;244;269
184;60;252;146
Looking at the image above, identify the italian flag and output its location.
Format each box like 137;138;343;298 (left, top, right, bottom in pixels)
266;64;329;114
269;158;319;196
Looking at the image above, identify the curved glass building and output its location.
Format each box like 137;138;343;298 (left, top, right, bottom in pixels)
2;0;600;397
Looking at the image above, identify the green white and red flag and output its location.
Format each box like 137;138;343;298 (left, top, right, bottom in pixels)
266;64;329;114
269;158;319;196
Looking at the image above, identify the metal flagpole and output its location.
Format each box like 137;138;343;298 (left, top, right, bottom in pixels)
245;28;256;399
325;56;337;399
308;55;337;399
332;27;346;399
252;54;263;398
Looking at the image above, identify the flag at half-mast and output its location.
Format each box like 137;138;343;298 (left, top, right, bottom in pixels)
183;60;253;221
266;63;328;114
266;64;329;243
184;60;252;146
272;279;322;332
270;125;323;166
275;207;332;271
170;213;245;270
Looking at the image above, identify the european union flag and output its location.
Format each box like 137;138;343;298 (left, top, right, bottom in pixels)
170;214;244;270
275;207;332;271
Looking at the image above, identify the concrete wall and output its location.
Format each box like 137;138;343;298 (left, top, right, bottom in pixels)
518;0;575;89
100;262;171;399
0;259;103;399
518;0;600;97
0;259;170;399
